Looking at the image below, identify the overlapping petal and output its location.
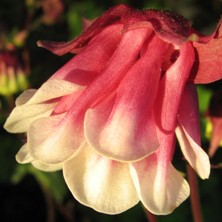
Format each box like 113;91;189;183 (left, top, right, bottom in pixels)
130;130;189;215
154;42;195;132
4;4;221;216
28;113;84;164
50;24;124;82
16;144;63;171
85;36;168;161
16;144;33;164
3;79;79;133
63;145;139;214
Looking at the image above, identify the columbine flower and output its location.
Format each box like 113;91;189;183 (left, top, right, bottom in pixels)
4;4;222;215
206;88;222;157
0;50;28;96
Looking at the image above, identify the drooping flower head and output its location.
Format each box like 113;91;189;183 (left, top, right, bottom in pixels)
4;4;222;215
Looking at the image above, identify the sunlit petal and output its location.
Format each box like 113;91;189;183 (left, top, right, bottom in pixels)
28;113;84;164
63;145;139;214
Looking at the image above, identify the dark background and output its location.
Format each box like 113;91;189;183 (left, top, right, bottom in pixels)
1;0;222;221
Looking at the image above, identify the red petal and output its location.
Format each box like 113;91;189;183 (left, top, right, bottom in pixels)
84;35;169;161
154;42;195;132
37;4;132;55
190;20;222;83
177;84;200;143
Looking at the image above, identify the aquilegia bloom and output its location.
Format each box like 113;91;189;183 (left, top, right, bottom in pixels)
4;4;222;215
206;88;222;157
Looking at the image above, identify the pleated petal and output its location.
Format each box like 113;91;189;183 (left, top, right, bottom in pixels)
63;145;139;214
130;152;189;215
4;101;56;133
53;27;150;154
154;42;195;132
85;36;169;161
176;84;210;179
28;113;84;164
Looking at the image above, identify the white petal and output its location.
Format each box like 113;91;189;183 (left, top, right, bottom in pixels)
4;102;56;133
26;79;84;105
175;125;210;179
15;89;37;106
63;145;139;214
31;160;63;172
130;155;190;215
28;113;84;164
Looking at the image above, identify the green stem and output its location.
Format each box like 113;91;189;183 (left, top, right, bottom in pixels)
187;164;203;222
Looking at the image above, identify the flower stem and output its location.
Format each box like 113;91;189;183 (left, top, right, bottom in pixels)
187;164;203;222
144;208;157;222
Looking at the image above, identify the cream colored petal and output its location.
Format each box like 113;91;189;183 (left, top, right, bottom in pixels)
130;156;190;215
26;79;84;105
28;113;84;164
4;102;56;133
15;143;63;171
15;89;37;106
16;143;33;164
31;160;63;172
175;125;210;179
63;145;139;214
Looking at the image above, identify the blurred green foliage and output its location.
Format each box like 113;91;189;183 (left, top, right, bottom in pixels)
1;0;222;222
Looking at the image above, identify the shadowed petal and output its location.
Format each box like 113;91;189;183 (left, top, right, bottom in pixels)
63;145;139;214
144;9;193;45
15;89;37;106
50;24;124;82
154;42;195;132
16;144;33;164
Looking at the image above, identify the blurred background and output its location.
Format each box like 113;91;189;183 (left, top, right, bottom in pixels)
1;0;222;221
